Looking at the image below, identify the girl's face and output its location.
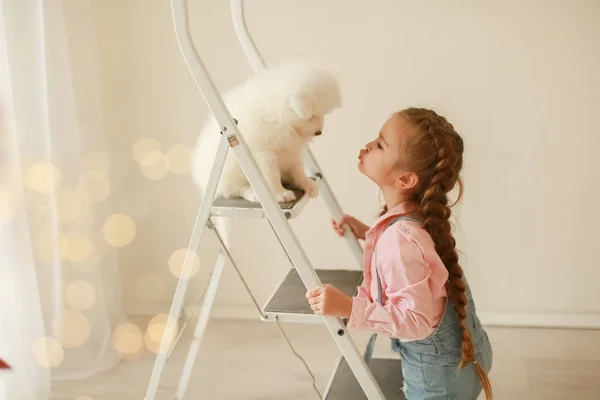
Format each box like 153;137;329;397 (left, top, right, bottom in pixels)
358;114;415;189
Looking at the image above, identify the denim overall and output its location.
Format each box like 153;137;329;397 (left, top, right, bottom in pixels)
363;216;493;399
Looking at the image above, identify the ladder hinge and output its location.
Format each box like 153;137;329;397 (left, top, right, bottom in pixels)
219;118;239;135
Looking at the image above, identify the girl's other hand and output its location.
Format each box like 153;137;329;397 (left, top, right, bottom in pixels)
331;215;368;241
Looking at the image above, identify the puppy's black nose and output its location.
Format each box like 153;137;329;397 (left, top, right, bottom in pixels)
315;131;322;136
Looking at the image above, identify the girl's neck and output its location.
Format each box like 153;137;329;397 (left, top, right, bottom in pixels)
381;187;411;211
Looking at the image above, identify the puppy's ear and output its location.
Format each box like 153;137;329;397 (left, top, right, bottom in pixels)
289;94;314;120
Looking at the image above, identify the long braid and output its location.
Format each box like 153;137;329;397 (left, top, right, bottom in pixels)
398;108;493;399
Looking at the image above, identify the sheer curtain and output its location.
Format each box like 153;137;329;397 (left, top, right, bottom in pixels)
0;1;127;399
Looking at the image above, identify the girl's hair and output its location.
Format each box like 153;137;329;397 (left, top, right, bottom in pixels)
379;108;492;399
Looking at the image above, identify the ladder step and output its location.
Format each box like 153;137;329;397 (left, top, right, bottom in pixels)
263;268;363;323
210;175;321;219
325;357;405;400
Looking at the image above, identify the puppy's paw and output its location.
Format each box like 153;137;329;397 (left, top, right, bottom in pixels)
241;188;260;203
302;180;319;198
276;190;296;203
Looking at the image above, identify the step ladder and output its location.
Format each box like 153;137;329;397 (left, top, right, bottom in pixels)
143;1;404;399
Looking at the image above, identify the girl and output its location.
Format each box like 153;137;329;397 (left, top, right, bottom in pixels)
306;108;493;399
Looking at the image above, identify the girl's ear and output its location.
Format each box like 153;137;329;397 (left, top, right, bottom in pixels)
396;171;419;191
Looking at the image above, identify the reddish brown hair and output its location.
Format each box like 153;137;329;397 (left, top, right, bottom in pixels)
379;108;492;399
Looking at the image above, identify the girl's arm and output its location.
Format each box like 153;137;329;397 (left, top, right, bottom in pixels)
347;227;446;341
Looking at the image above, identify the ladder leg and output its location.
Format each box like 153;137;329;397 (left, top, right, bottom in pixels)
303;148;364;267
144;136;229;400
175;248;227;400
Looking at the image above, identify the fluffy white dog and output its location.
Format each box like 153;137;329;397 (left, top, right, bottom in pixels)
191;60;342;205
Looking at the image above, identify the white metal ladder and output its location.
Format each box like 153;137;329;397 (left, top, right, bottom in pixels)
144;1;403;399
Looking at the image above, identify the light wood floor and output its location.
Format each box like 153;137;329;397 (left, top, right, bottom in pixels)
49;318;600;400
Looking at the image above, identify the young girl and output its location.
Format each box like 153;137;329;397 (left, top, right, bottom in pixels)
306;108;493;399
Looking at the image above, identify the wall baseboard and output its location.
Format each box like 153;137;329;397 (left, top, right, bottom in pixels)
477;312;600;329
128;303;600;330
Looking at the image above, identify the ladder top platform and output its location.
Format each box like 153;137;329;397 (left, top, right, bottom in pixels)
210;175;321;219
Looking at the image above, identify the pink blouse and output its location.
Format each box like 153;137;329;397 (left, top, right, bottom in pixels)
347;202;449;340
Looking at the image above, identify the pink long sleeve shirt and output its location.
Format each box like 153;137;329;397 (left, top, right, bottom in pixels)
347;202;449;341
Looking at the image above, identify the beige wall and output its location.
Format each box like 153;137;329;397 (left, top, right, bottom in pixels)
87;0;599;325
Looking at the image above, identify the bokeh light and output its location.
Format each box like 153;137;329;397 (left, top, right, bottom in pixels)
65;280;96;311
23;162;62;193
32;336;64;368
140;153;169;181
63;232;93;263
112;322;144;359
168;248;200;279
52;309;91;349
102;214;136;247
144;314;178;354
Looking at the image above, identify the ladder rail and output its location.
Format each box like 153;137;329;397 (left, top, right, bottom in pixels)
230;0;265;73
230;0;364;269
303;150;364;267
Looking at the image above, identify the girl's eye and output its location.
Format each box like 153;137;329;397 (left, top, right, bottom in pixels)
377;143;383;149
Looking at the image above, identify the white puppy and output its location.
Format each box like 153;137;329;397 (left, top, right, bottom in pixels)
191;60;342;205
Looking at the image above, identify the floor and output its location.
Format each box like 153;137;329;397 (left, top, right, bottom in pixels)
49;317;600;400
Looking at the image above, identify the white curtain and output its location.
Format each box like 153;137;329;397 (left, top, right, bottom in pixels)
0;1;128;398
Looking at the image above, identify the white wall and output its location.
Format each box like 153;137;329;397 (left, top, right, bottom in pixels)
87;0;600;326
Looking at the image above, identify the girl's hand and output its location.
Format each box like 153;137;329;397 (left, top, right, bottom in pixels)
306;284;353;318
331;215;369;241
